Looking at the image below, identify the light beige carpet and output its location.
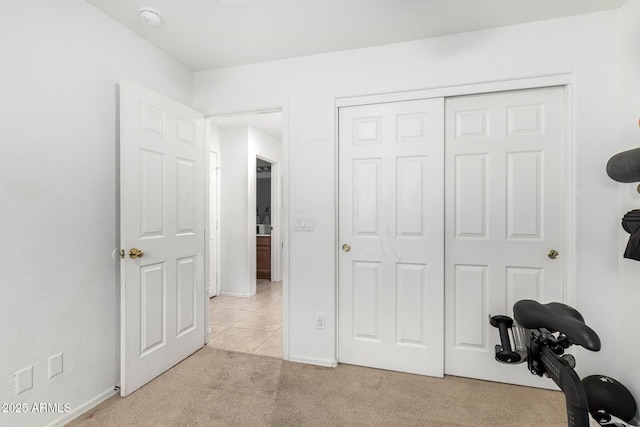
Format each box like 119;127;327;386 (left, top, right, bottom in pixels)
67;347;567;426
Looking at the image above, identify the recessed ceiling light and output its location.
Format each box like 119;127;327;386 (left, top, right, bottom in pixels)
138;7;163;26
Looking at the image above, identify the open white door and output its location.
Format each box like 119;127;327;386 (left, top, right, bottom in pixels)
338;98;445;377
120;80;206;396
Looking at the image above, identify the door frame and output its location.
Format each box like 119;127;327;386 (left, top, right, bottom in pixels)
204;103;291;360
335;73;576;367
204;120;220;345
207;146;220;298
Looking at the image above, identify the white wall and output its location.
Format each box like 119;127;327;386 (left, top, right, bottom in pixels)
218;125;283;296
617;0;640;411
219;126;252;296
0;1;193;426
194;10;625;374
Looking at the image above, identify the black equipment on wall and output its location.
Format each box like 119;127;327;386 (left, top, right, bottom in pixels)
622;209;640;261
607;147;640;261
606;147;640;183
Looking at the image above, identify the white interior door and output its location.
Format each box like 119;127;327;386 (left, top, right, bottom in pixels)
444;87;565;387
338;98;445;377
120;80;206;396
209;151;219;297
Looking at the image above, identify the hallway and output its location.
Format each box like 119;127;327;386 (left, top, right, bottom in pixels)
208;279;282;358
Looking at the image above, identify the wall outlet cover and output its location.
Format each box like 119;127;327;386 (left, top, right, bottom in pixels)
48;353;63;379
15;366;33;395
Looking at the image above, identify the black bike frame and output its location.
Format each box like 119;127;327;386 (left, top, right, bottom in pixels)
537;345;590;427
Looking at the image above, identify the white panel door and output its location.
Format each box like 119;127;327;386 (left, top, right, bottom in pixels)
120;80;206;396
338;98;445;377
444;87;565;387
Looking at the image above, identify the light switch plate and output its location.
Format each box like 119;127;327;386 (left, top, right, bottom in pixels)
294;216;314;231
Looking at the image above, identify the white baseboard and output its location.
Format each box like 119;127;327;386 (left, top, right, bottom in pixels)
46;387;117;427
220;291;256;297
288;354;338;368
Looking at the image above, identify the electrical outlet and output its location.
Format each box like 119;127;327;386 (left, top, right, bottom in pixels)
315;312;325;329
15;366;33;395
48;353;63;379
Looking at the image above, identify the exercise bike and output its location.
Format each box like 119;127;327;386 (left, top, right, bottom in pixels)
490;299;601;427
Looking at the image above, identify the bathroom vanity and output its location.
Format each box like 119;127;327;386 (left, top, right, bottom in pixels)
256;235;271;279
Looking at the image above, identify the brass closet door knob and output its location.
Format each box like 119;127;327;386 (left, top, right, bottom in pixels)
342;243;351;253
547;249;559;260
129;248;144;259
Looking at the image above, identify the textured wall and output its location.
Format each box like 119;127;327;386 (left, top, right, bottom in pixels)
0;1;192;425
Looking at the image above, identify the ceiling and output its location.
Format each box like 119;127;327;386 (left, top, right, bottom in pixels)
86;0;625;138
86;0;626;72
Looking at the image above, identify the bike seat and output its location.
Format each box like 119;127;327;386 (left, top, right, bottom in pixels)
513;300;601;351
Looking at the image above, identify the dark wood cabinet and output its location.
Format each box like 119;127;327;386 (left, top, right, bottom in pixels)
257;236;271;279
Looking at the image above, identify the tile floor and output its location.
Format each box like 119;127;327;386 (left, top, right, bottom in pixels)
207;279;282;358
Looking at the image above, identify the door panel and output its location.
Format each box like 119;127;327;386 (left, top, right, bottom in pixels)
120;80;206;396
177;256;197;336
338;98;444;377
444;87;565;387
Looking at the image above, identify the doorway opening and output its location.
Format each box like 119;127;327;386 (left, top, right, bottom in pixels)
206;110;285;359
256;157;274;279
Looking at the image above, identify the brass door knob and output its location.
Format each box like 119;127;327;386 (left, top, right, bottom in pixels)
129;248;144;259
547;249;559;260
342;243;351;253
